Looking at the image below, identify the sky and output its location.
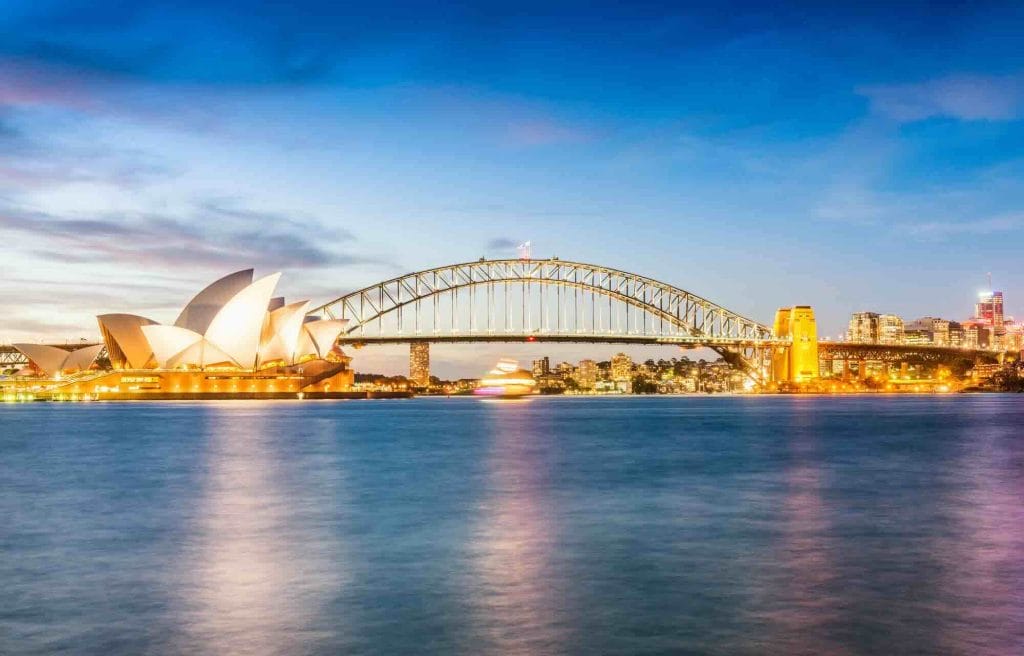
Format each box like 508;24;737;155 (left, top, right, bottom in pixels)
2;1;1024;377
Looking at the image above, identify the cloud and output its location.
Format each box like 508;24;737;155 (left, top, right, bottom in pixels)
504;118;593;147
903;214;1023;238
0;199;388;271
858;74;1024;122
486;237;520;251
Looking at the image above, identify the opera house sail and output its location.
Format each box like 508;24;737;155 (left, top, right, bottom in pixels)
8;269;364;400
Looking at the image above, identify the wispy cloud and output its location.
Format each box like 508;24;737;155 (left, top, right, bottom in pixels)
858;73;1024;122
0;199;387;271
903;214;1023;238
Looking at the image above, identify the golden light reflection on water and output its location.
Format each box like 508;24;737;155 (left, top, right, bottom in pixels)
467;407;568;654
174;406;346;655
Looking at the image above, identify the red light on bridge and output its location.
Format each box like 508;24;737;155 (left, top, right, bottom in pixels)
527;336;536;342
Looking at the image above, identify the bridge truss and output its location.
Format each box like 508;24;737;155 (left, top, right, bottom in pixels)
311;258;780;380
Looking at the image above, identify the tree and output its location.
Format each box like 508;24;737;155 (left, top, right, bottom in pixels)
632;375;658;394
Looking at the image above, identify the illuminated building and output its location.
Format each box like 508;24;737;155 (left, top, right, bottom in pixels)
772;307;791;381
878;314;904;345
904;317;954;347
532;357;550;377
847;312;879;343
610;353;632;382
976;291;1004;331
13;269;358;399
788;306;819;382
409;343;430;387
575;359;597;390
10;343;105;378
947;321;964;347
773;306;819;383
962;323;992;349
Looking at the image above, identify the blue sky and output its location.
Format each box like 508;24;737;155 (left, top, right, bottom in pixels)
2;1;1023;376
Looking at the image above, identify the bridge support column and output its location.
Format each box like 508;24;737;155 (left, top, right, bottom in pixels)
858;359;868;380
842;359;851;382
900;362;908;380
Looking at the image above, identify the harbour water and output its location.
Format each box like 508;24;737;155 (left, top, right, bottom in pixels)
2;396;1022;655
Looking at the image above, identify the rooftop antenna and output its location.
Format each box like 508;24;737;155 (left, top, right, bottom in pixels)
517;241;532;260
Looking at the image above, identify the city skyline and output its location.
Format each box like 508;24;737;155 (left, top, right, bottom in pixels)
3;2;1024;377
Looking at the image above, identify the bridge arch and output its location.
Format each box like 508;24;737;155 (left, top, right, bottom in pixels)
310;258;773;345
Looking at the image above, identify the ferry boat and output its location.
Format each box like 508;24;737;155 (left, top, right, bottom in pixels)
474;359;537;398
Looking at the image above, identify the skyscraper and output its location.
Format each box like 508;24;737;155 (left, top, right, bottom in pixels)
409;343;430;387
532;356;550;377
976;291;1004;331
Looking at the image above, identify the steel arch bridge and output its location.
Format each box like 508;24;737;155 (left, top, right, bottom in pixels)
310;258;780;378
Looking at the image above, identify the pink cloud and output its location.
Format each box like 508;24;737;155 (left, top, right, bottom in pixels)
505;118;592;147
0;59;104;111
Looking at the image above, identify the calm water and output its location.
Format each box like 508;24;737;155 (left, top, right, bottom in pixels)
1;395;1022;655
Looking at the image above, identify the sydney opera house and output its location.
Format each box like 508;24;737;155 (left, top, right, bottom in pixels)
6;270;362;400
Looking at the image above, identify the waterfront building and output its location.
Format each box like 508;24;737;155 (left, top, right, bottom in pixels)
532;356;550;377
409;343;430;387
11;269;357;399
847;312;880;343
878;314;904;345
773;306;819;383
10;343;105;378
611;353;632;382
575;359;598;390
789;307;819;382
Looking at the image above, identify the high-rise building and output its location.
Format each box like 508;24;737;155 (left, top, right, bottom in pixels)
610;353;632;382
575;359;597;389
878;314;904;345
847;312;880;343
976;291;1005;331
409;342;430;387
532;356;550;377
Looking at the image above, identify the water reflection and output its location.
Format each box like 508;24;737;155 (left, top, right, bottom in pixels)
756;406;846;655
937;406;1024;655
467;405;568;654
173;406;345;655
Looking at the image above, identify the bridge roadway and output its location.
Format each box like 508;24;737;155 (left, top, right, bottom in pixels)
338;334;1001;364
338;334;779;348
3;338;1000;371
